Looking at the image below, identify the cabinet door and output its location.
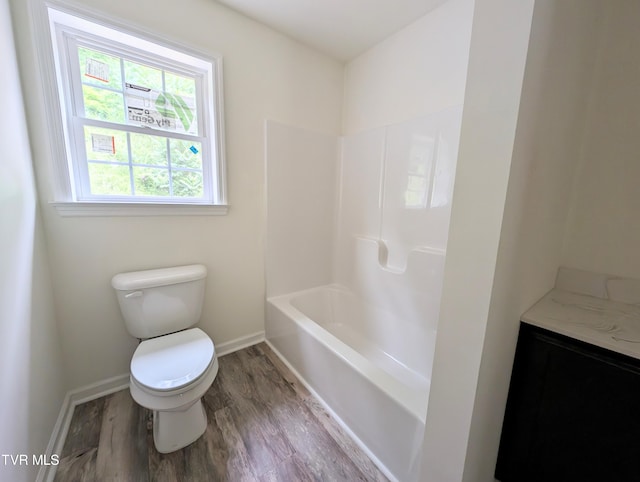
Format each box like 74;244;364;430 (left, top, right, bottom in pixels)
496;325;640;482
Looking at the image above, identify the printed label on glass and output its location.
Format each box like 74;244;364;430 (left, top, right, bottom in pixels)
85;58;110;83
91;133;116;154
125;83;196;134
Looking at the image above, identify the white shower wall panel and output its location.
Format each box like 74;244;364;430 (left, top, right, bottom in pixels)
336;127;385;239
336;107;462;284
265;121;338;297
350;238;445;333
333;127;385;286
381;106;462;270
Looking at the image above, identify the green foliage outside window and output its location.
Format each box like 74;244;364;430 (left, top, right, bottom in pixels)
77;46;203;198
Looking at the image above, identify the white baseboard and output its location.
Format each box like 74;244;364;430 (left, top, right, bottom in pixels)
37;332;265;481
216;330;265;357
36;392;71;482
36;373;129;482
67;373;131;406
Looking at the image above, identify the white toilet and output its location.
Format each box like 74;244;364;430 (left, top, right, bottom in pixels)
111;264;218;453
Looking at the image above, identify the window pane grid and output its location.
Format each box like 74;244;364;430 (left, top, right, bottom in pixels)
162;66;172;197
53;11;223;205
84;128;203;198
126;131;135;195
76;38;202;89
80;118;204;143
80;82;123;96
119;54;128;126
87;158;202;173
78;45;200;136
166;136;173;197
75;33;204;81
80;119;206;199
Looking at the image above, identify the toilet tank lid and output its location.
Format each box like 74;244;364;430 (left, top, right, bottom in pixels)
111;264;207;291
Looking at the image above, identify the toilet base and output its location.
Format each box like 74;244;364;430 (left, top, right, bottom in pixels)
153;399;207;453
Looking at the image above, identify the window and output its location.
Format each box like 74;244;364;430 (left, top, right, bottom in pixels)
46;7;226;212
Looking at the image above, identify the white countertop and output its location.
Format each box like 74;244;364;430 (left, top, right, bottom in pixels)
521;289;640;361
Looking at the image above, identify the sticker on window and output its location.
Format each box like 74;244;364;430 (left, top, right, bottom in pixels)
91;133;115;154
85;58;110;83
125;83;196;134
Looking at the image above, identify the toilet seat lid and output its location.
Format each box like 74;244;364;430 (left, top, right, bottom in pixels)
131;328;214;392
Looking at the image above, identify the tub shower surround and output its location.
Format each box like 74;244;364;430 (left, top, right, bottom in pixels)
265;106;463;481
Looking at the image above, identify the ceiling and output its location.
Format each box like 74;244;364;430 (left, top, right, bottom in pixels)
215;0;448;61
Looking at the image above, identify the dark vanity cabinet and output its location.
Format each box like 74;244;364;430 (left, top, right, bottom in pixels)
495;323;640;482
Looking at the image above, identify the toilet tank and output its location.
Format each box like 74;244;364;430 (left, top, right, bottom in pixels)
111;264;207;339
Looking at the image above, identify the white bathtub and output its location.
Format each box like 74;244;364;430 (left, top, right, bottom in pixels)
266;284;435;481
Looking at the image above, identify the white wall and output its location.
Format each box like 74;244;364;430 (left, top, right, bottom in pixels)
340;2;475;479
462;1;605;480
10;0;344;389
562;0;640;280
342;0;474;135
420;0;536;480
0;0;66;479
422;1;635;480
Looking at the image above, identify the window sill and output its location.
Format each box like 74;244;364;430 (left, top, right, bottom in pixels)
51;201;229;217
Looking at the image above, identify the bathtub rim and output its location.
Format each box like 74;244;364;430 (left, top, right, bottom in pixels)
267;283;430;422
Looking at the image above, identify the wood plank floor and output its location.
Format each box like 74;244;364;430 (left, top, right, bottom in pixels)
54;342;388;481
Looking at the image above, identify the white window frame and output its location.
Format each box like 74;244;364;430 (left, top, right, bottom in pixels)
30;1;227;216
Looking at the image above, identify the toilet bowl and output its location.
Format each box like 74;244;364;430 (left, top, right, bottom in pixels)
129;327;219;452
112;265;217;453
